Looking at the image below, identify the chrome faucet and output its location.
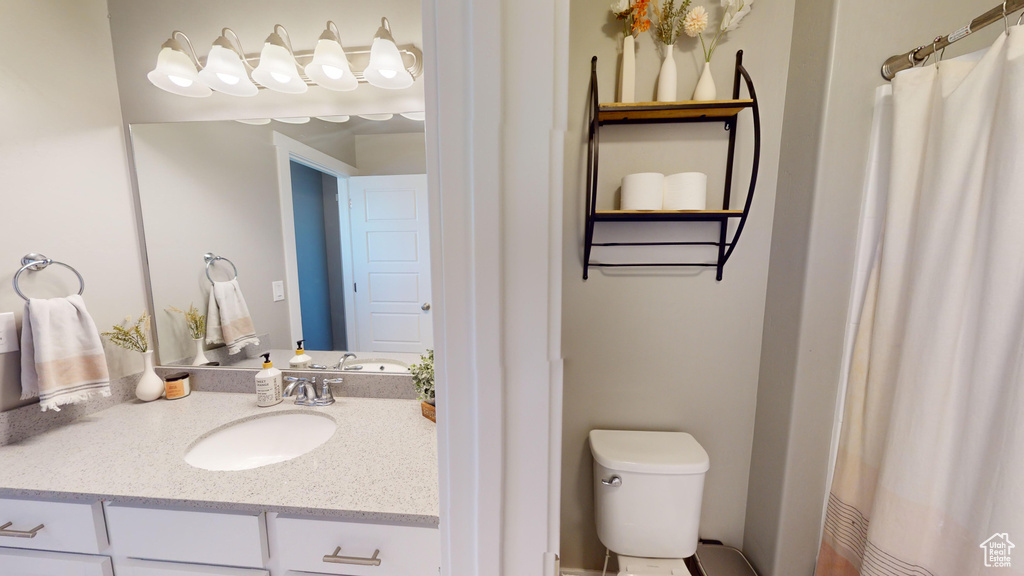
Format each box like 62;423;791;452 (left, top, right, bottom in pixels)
334;353;357;371
283;377;317;406
284;376;338;406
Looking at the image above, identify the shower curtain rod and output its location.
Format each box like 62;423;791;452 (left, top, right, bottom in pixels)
881;0;1024;80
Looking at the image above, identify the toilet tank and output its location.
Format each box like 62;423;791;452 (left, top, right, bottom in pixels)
590;430;710;559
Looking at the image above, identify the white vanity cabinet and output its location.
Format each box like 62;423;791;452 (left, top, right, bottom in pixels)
269;514;441;576
0;547;113;576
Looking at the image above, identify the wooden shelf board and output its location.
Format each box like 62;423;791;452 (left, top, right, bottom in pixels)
598;100;753;122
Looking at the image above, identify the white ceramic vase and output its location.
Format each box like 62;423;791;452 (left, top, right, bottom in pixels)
620;35;636;103
693;61;717;101
136;350;164;402
192;337;210;366
656;43;677;102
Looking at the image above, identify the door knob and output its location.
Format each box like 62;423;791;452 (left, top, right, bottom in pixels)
421;303;431;311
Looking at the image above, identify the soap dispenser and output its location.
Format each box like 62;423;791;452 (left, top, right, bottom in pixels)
289;340;312;369
255;353;282;407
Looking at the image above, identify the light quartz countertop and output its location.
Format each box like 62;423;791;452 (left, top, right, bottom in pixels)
0;392;439;525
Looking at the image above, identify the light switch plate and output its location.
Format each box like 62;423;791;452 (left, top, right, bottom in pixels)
0;312;18;353
272;281;285;302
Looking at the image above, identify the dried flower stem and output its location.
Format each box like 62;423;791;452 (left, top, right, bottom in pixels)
102;312;150;353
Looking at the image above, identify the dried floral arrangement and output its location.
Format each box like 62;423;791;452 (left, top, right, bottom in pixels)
684;0;754;62
167;304;206;340
410;349;435;403
102;312;150;353
611;0;652;37
652;0;692;45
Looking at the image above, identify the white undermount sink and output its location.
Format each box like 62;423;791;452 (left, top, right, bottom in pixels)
184;411;337;471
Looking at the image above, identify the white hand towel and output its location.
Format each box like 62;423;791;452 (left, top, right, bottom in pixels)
20;295;111;412
205;279;260;354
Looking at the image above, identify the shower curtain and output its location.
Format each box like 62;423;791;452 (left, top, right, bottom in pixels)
817;28;1024;576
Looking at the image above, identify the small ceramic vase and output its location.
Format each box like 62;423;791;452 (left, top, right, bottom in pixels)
656;43;677;102
192;337;210;366
136;350;164;402
620;35;636;103
693;61;717;101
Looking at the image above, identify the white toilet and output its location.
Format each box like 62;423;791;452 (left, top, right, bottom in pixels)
590;429;710;576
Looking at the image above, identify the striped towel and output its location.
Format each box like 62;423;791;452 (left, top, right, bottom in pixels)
20;295;111;412
206;279;260;354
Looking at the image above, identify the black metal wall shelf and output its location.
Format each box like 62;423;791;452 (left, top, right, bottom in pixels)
584;50;761;281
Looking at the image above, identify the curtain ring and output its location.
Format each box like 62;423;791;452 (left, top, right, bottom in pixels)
1003;1;1010;35
909;46;925;68
1018;10;1023;27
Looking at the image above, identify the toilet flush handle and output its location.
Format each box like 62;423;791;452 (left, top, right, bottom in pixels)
601;476;622;487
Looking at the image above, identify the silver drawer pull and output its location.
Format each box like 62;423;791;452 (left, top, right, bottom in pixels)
601;476;622;487
323;546;382;566
0;522;44;538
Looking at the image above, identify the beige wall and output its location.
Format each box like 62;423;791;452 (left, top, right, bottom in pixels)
131;122;295;362
560;0;797;570
355;133;427;175
747;1;1000;575
0;0;148;412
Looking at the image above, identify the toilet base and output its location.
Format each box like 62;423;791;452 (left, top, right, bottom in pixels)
616;554;692;576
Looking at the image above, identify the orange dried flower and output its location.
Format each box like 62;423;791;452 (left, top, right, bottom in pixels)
631;0;652;34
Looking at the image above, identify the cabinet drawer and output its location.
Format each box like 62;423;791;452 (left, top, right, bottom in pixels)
105;504;268;568
0;547;113;576
272;515;440;576
116;557;269;576
0;497;107;554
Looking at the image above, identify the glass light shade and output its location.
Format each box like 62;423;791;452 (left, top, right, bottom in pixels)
359;113;394;121
252;35;307;94
364;37;413;89
147;40;211;97
273;117;311;124
199;43;258;96
305;38;357;91
236;118;271;125
400;111;426;121
318;115;351;123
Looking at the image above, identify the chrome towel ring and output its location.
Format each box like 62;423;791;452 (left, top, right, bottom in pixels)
13;253;85;302
204;252;238;284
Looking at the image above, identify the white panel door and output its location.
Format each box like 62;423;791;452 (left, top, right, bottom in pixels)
348;175;432;353
0;547;112;576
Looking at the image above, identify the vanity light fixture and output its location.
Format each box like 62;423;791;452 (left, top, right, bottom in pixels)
304;21;357;91
317;115;352;123
400;111;426;121
236;118;272;125
198;30;258;97
363;18;415;89
273;117;311;124
147;34;211;98
251;26;308;94
358;113;394;121
146;20;422;98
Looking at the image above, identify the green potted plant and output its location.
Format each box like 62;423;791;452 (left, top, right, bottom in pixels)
410;349;435;421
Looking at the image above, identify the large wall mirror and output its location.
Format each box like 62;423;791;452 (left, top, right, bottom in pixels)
132;116;432;366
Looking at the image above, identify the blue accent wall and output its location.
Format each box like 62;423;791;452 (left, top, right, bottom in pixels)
290;161;333;350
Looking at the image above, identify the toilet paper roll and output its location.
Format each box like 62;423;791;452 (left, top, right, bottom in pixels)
621;173;665;211
663;172;707;210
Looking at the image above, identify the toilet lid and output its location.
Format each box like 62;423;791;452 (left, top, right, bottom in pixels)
590;430;709;474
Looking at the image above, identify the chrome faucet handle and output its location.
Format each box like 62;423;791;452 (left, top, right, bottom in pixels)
283;377;316;405
317;377;342;406
309;364;329;370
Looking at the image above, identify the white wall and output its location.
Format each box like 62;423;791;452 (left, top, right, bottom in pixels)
560;0;797;570
131;122;294;362
746;1;1000;574
355;133;427;175
0;0;148;412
